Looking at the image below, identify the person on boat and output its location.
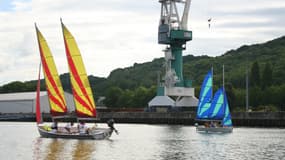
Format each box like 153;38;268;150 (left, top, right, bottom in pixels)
204;122;210;128
107;119;119;134
51;121;58;133
65;122;74;133
78;121;88;135
210;121;215;128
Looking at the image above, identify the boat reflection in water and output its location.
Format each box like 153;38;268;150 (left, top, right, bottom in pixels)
33;138;96;160
44;139;66;160
72;140;95;160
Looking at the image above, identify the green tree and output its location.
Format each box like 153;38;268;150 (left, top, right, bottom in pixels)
104;87;123;108
1;81;28;93
250;61;260;87
117;90;134;108
250;86;262;108
132;86;148;107
261;63;273;89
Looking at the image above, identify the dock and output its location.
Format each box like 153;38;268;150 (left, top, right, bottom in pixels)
1;112;285;127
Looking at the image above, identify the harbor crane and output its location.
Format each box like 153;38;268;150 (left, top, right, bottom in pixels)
148;0;198;111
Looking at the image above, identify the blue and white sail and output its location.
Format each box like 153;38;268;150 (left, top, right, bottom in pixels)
208;87;226;120
196;70;213;119
222;90;233;126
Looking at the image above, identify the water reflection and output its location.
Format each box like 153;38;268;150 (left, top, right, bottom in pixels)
158;126;189;160
33;138;96;160
32;138;67;160
44;139;66;160
72;140;95;160
33;138;43;160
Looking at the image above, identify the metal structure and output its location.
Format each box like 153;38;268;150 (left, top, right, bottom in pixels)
149;0;198;111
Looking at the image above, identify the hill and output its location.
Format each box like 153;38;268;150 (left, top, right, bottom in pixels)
1;36;285;110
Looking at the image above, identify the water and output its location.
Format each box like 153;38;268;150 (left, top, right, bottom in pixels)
0;122;284;160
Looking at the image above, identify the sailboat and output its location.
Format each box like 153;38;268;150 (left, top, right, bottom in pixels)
195;67;233;133
35;23;116;139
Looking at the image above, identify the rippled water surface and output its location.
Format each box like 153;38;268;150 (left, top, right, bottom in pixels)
0;122;284;160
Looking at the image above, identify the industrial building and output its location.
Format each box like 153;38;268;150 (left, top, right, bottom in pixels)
0;92;75;114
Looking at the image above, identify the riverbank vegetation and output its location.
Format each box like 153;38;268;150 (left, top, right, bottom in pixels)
1;36;285;111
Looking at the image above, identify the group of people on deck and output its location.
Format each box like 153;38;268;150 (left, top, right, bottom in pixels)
49;121;93;135
204;121;221;128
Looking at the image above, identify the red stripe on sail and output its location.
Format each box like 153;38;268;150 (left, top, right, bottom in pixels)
63;36;95;111
38;43;67;111
72;86;95;116
75;109;97;118
47;89;67;112
36;64;41;124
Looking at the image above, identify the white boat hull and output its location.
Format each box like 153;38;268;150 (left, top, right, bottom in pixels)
38;126;113;140
196;126;233;133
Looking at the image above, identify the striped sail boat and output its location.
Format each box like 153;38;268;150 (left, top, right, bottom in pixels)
196;68;233;133
35;22;116;139
61;20;96;119
35;25;68;118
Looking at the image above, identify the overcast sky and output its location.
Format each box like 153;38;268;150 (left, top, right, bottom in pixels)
0;0;284;85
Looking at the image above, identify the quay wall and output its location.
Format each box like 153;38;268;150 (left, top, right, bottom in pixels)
97;112;285;127
1;112;285;127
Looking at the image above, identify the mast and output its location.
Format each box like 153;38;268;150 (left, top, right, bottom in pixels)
223;64;225;117
211;66;214;99
246;66;249;111
223;65;225;90
36;63;42;124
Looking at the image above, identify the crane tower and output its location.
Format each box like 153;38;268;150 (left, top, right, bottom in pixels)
148;0;198;111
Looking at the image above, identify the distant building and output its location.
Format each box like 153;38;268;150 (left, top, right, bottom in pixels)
148;95;198;112
0;92;75;114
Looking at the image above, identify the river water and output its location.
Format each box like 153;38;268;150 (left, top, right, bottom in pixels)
0;122;284;160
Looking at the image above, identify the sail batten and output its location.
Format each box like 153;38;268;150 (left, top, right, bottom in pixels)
61;21;96;118
35;26;68;116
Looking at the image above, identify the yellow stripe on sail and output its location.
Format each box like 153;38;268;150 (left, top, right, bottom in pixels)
36;26;68;115
61;21;96;117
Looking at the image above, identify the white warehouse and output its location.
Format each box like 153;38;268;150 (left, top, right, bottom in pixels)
0;92;75;114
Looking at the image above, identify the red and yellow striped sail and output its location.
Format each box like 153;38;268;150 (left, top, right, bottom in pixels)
35;25;68;116
61;22;96;118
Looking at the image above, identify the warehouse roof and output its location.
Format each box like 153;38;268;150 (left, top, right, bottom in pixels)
148;96;175;106
0;92;47;101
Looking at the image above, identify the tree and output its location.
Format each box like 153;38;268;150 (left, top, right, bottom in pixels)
1;81;28;93
117;90;134;108
104;87;123;108
261;63;273;89
250;61;260;87
249;86;262;108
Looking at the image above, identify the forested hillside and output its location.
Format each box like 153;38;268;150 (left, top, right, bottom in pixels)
1;36;285;111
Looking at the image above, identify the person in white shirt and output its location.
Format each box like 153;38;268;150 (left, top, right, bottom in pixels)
78;121;88;135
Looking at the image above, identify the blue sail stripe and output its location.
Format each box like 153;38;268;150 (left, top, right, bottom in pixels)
222;89;233;126
197;70;213;119
207;88;225;119
211;94;223;116
199;102;211;117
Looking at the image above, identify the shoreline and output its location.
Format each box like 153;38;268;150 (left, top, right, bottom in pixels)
1;111;285;127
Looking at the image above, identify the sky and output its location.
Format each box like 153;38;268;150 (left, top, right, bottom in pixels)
0;0;284;85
